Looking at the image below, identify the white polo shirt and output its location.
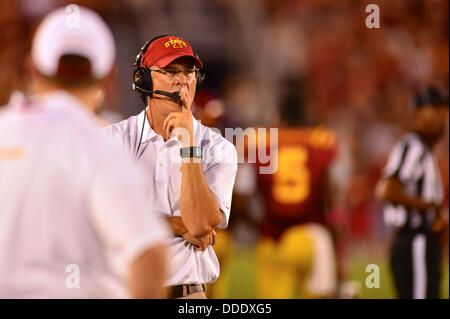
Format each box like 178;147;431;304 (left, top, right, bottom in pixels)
0;91;170;298
103;108;237;286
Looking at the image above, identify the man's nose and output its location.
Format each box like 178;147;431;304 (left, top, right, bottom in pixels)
173;71;188;84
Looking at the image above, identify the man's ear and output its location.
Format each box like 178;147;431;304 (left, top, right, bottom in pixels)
94;63;116;114
25;54;34;78
101;62;117;106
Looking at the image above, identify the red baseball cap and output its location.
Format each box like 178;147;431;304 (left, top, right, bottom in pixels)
141;35;203;69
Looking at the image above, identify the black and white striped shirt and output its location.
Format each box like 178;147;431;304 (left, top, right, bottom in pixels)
382;132;444;231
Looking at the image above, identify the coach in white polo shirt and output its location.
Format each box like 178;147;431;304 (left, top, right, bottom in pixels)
103;35;237;299
0;7;169;298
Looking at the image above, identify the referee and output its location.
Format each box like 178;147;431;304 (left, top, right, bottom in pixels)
375;85;449;299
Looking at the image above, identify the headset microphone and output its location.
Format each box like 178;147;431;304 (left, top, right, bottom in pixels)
132;83;181;101
154;90;181;101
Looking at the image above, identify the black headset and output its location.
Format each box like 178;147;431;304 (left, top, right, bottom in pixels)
132;34;205;104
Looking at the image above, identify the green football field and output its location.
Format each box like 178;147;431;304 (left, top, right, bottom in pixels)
220;246;449;299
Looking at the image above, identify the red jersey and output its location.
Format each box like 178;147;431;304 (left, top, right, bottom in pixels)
255;127;337;241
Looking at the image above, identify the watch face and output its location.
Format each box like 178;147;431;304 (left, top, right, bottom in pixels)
193;147;202;158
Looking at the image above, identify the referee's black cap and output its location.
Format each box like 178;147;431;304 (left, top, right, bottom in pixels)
410;84;449;111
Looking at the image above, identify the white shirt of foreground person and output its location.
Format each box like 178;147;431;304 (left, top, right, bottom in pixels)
0;91;170;298
103;109;237;286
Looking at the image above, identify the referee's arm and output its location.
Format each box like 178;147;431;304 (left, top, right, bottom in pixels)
376;137;440;213
375;176;439;212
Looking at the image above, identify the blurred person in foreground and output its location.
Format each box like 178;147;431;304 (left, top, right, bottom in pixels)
103;35;237;299
234;86;342;298
375;85;449;299
0;6;169;298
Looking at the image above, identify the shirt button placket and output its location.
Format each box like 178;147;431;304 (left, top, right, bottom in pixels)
157;145;169;181
155;143;164;181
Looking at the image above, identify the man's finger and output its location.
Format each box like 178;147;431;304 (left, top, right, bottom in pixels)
181;103;189;113
165;121;176;140
202;236;210;250
180;87;189;112
163;112;180;131
208;233;214;247
195;242;206;251
211;231;217;246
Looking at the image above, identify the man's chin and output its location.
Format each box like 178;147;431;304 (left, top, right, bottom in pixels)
169;101;183;110
164;102;183;116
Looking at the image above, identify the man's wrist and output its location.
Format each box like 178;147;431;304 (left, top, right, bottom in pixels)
182;157;202;164
181;140;196;148
180;146;202;159
180;133;195;148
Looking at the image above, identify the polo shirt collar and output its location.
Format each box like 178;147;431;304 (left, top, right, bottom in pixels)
137;108;158;144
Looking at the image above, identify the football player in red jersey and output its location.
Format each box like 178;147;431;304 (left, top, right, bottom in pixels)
236;89;341;298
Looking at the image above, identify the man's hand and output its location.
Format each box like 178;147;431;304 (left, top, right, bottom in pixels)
162;87;194;147
166;217;219;251
182;230;217;251
432;208;449;245
376;177;443;213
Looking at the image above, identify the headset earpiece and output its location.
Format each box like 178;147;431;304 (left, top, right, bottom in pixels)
133;35;168;105
134;64;152;104
195;67;205;94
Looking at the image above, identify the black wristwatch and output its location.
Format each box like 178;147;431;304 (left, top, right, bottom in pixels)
180;146;202;159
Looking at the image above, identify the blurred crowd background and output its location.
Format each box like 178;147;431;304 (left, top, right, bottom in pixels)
1;0;448;298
